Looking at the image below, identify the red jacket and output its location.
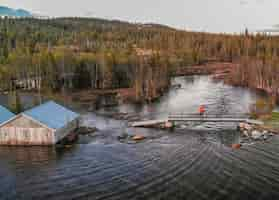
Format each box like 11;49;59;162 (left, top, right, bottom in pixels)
199;106;205;114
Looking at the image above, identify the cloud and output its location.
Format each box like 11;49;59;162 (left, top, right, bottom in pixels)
240;0;266;6
240;0;249;5
84;11;95;17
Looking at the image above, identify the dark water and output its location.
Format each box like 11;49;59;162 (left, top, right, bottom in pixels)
1;76;279;200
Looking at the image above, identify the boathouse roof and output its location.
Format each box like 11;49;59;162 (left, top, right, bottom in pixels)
23;101;80;130
0;105;15;125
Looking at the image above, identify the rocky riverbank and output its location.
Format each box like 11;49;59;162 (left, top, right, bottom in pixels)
239;123;276;141
237;112;279;147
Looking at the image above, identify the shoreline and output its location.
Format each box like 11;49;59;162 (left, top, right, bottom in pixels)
176;61;279;103
1;62;278;112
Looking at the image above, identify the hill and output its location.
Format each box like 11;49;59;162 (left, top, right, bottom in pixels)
0;6;32;17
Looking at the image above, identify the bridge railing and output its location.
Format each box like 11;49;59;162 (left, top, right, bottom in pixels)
168;113;250;119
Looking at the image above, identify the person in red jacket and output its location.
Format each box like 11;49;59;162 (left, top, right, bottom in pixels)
199;105;206;116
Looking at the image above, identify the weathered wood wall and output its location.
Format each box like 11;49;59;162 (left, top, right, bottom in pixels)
0;127;54;145
5;115;41;128
0;115;55;146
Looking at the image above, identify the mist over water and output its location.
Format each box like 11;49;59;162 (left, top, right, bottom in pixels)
1;76;279;200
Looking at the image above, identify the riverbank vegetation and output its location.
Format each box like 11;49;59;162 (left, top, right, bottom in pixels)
0;17;279;103
262;112;279;131
267;112;279;124
250;98;275;119
249;98;279;133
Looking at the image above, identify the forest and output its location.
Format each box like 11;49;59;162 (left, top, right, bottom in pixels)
0;17;279;103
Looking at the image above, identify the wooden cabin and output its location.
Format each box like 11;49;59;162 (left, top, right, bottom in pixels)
0;101;80;146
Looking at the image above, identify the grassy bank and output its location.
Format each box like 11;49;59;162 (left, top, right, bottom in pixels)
262;112;279;133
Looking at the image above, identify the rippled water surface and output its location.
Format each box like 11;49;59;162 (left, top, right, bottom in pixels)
1;76;279;200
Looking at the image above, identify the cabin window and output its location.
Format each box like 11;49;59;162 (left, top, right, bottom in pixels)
23;130;29;139
4;132;8;137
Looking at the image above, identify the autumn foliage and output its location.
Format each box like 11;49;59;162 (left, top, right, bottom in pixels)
0;17;279;101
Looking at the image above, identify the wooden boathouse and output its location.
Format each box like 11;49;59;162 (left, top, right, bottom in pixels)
0;101;80;146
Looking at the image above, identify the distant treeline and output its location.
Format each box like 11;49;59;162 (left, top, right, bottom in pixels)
0;17;279;101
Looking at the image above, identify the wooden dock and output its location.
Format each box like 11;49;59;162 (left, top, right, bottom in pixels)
131;119;168;128
131;113;263;128
168;113;263;125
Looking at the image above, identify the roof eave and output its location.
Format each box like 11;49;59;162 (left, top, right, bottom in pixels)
0;113;56;132
0;114;20;128
22;113;56;131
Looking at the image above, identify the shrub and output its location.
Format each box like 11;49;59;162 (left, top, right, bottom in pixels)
250;98;274;119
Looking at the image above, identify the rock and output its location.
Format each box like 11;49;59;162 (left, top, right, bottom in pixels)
118;133;129;140
165;122;173;128
251;130;262;140
244;124;252;131
243;131;249;137
263;135;268;140
263;130;268;135
232;144;241;149
239;123;246;129
180;125;187;129
132;135;146;141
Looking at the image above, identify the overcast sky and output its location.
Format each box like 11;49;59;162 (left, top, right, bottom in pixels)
1;0;278;33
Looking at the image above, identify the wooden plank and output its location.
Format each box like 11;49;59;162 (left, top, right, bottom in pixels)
131;119;167;127
168;117;263;125
245;119;264;125
168;117;248;122
131;115;264;128
168;115;249;118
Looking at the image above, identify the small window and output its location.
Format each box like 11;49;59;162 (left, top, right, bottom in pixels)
23;130;29;139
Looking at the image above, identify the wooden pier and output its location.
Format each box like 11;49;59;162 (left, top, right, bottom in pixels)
131;113;263;128
131;119;168;128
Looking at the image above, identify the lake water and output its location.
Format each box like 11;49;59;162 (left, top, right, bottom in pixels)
1;76;279;200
